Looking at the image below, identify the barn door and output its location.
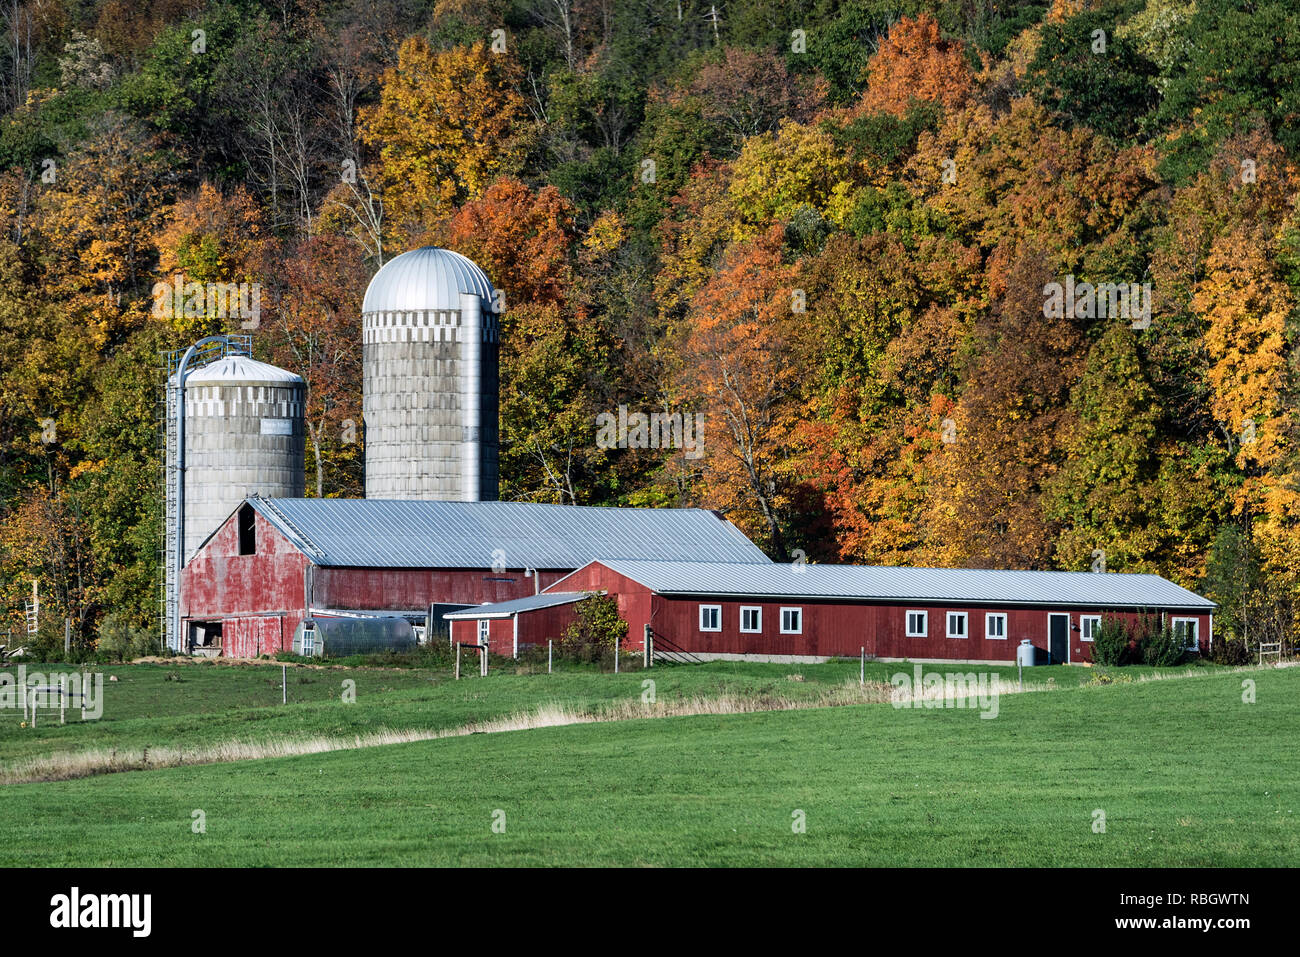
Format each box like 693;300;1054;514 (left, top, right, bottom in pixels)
1048;614;1070;664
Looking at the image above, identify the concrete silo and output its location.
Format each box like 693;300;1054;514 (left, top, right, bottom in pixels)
361;247;500;501
164;352;305;649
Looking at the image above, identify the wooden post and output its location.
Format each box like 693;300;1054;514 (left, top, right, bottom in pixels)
282;664;287;704
29;688;35;728
648;633;653;666
455;643;461;680
644;625;650;668
60;675;66;725
614;635;619;674
480;644;487;677
860;647;864;686
548;640;552;674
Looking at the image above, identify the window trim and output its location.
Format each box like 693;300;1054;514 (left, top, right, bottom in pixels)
699;604;722;633
906;609;928;638
1079;615;1101;642
946;611;968;639
985;613;1007;640
779;606;803;635
478;619;490;645
1171;616;1200;650
739;605;762;634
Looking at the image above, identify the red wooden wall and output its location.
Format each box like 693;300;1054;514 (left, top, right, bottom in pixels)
182;510;310;656
545;562;1212;663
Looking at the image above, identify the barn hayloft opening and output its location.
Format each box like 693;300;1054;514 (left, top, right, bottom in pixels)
237;503;256;555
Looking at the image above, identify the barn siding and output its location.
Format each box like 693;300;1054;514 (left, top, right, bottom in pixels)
314;568;566;611
181;511;309;657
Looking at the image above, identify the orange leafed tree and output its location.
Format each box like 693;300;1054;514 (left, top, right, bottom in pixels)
858;14;974;119
442;177;576;308
677;226;800;556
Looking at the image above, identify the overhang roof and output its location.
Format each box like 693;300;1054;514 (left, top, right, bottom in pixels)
443;592;593;620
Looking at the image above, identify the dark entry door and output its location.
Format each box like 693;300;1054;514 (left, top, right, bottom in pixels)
1048;614;1069;664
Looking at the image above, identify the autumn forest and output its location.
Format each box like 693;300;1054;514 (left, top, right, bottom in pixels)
0;0;1297;649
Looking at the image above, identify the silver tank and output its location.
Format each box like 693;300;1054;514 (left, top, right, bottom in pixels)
361;247;499;501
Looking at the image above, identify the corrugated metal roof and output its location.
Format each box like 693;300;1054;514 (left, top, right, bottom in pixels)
361;247;496;313
249;498;772;569
575;560;1216;610
443;592;592;620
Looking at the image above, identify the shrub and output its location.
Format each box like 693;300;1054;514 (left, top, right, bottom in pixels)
97;613;157;662
1091;615;1134;666
1207;637;1252;666
561;594;627;654
1140;625;1188;668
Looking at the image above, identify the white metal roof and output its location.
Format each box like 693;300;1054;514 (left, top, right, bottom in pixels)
175;355;302;386
245;498;773;569
566;560;1216;610
443;592;593;620
361;247;496;313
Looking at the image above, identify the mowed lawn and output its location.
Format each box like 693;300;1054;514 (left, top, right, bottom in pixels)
0;665;1295;866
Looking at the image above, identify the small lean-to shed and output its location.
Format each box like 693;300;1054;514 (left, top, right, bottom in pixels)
444;593;593;657
292;615;416;658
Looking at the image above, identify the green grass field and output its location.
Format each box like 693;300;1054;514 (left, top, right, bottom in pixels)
0;657;1295;866
0;656;1119;768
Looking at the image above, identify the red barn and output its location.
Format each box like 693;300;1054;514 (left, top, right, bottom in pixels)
458;559;1216;664
179;497;769;657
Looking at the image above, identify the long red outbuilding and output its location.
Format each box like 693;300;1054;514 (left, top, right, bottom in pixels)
448;558;1217;664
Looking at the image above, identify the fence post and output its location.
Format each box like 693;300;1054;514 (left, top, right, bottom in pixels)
860;647;864;686
481;644;487;678
455;643;461;681
548;640;552;674
282;664;287;704
60;674;66;725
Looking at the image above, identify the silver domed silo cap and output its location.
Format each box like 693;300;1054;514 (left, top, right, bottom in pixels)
362;247;497;314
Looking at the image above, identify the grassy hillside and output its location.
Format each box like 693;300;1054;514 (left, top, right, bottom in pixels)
0;663;1294;866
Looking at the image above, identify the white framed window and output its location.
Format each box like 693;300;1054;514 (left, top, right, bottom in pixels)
301;627;316;656
1171;617;1199;650
946;612;968;639
1080;615;1101;642
740;606;762;633
985;613;1007;639
699;604;721;632
478;619;490;644
906;610;928;637
779;607;803;634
